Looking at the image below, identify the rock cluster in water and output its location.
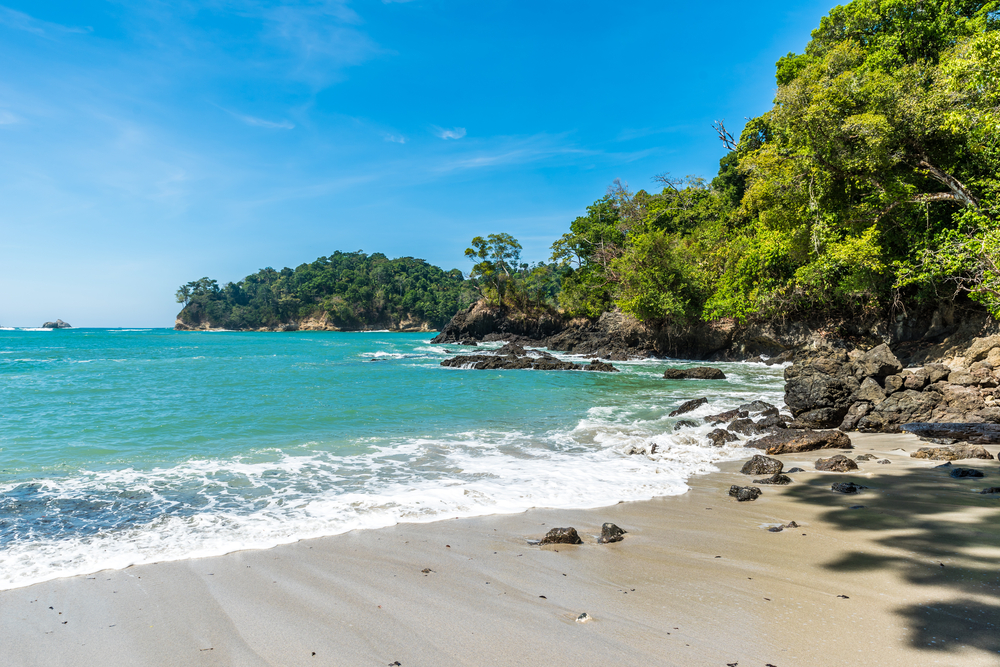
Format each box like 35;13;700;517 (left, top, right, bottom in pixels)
42;319;71;329
440;343;618;372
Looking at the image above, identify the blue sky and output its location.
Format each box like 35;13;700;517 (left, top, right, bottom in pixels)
0;0;835;327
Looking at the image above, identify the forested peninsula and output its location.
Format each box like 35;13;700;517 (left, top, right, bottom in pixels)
177;0;1000;353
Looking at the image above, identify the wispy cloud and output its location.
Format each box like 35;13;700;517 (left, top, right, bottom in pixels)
615;125;689;141
383;133;406;143
0;6;90;38
216;105;295;129
0;109;18;125
433;126;466;140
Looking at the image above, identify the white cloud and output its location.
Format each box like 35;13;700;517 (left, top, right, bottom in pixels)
217;105;295;129
433;126;466;140
0;110;19;125
384;133;406;143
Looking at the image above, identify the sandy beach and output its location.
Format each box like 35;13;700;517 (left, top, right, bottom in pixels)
2;432;998;667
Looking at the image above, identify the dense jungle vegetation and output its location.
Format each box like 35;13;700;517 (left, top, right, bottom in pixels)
540;0;1000;325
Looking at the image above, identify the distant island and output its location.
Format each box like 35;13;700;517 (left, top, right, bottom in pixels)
175;251;480;332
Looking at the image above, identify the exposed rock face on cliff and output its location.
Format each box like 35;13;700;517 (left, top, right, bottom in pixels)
782;337;1000;432
42;319;71;329
174;308;436;333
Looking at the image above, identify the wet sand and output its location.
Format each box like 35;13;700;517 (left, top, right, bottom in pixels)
2;432;999;666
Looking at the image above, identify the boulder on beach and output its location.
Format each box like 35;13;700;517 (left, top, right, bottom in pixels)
749;429;852;455
668;398;708;417
815;454;859;472
901;422;1000;445
950;467;985;479
598;522;626;544
832;482;866;494
910;444;995;461
740;454;783;476
540;527;583;545
754;473;792;485
663;367;726;380
729;485;761;502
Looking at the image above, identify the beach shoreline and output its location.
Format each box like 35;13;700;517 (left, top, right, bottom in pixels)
3;432;998;666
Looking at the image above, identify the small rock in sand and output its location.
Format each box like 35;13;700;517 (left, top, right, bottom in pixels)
815;454;859;472
856;454;876;461
786;467;806;473
740;454;783;476
979;487;1000;494
540;527;583;545
598;522;626;544
877;459;891;464
950;467;985;479
729;485;762;502
576;613;592;623
831;482;867;494
754;473;792;485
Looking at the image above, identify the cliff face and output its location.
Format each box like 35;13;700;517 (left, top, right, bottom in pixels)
174;306;437;333
432;300;1000;363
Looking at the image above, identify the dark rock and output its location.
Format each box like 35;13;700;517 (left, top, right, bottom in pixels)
901;422;1000;445
540;527;583;545
441;348;618;373
751;429;853;455
856;390;941;432
786;467;806;473
883;374;905;395
924;363;951;384
740;454;783;476
832;482;867;494
663;367;726;380
768;525;784;532
728;486;761;502
755;415;787;430
706;429;738;447
910;444;995;461
855;377;886;403
950;467;985;478
41;319;71;329
815;454;860;472
739;400;777;414
727;418;762;436
458;340;479;346
786;521;800;528
598;522;626;544
853;344;903;381
668;398;708;417
754;473;792;485
903;370;929;391
934;462;953;469
704;409;747;424
980;487;1000;494
855;454;876;461
838;401;872;431
673;419;699;431
877;459;891;464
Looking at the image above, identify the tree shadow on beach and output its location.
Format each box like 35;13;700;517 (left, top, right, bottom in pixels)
781;457;1000;659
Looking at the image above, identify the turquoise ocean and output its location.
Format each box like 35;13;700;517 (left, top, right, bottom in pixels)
0;328;786;590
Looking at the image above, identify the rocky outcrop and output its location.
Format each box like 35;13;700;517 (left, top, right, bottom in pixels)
663;367;727;380
782;337;1000;433
175;307;436;333
900;422;1000;444
440;343;618;372
749;429;852;455
41;319;71;329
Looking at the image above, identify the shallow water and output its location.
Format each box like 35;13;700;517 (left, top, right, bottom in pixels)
0;328;785;589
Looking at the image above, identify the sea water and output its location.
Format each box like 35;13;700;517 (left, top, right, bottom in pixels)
0;328;786;590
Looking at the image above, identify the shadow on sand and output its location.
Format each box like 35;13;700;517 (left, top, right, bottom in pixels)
783;454;1000;659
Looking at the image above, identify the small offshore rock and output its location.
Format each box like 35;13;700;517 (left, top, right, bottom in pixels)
598;522;626;544
740;454;783;476
540;527;583;545
877;459;891;464
856;453;876;461
755;415;787;430
669;398;708;417
663;367;726;380
950;467;985;479
729;485;762;502
728;418;762;436
832;482;867;494
673;419;699;431
739;400;777;415
704;409;748;424
910;444;995;461
754;473;792;485
576;613;592;623
707;428;738;447
41;319;71;329
816;454;860;472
